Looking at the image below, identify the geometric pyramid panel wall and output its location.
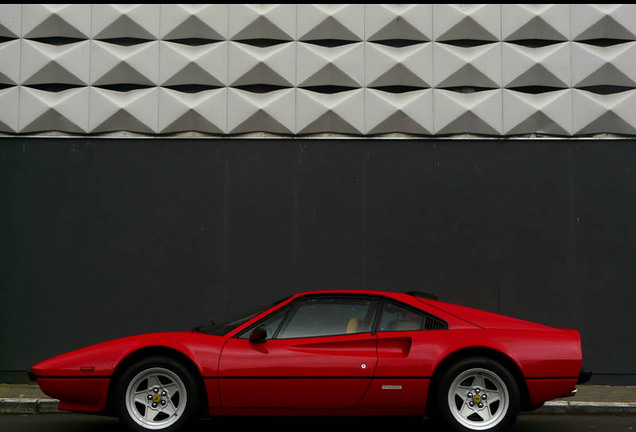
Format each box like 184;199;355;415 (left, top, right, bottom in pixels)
2;4;636;137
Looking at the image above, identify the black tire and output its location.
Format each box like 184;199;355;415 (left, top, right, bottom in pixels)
433;357;520;432
114;356;200;432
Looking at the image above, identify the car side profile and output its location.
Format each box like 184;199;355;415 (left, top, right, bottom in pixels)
30;290;591;432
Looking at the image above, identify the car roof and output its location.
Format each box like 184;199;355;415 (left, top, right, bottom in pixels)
288;289;434;303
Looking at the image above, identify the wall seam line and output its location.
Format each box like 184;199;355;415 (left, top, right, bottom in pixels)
16;4;24;133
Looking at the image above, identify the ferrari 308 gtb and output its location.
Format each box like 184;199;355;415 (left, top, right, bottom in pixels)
30;290;591;432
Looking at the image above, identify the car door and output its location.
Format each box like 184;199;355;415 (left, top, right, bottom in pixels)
360;300;446;409
218;296;380;409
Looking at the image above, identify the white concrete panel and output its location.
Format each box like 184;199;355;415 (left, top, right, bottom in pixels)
434;42;501;88
21;39;90;85
0;40;20;85
571;4;636;41
434;88;503;135
158;87;227;134
227;88;295;134
91;4;160;40
433;4;501;42
297;42;364;88
503;89;572;135
90;40;159;86
0;4;21;38
19;86;89;133
365;42;432;88
572;41;636;88
0;86;19;132
22;4;90;39
228;41;295;87
229;4;295;41
365;4;432;42
296;88;364;134
572;89;636;135
159;41;227;87
502;42;570;88
502;4;570;41
365;88;433;134
89;87;158;133
298;4;364;42
160;4;228;40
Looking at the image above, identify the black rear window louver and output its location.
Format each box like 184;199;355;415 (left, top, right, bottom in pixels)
424;315;448;330
403;291;448;330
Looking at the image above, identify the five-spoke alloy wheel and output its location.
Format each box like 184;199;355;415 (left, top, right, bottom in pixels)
435;357;519;432
115;356;199;432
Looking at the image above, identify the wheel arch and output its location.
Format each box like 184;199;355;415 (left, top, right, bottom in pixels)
427;346;532;414
106;346;209;416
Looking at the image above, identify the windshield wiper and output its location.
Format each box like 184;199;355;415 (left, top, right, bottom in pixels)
191;320;215;332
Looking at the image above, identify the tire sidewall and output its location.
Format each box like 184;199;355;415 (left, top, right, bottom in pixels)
114;356;199;432
434;357;520;432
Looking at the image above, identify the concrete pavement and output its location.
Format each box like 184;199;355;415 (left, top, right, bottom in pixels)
0;383;635;415
0;384;60;414
2;412;636;432
537;385;636;415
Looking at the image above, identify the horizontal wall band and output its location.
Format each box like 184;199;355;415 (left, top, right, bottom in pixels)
1;4;636;136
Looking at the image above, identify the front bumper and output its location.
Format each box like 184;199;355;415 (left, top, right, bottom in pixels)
27;369;36;381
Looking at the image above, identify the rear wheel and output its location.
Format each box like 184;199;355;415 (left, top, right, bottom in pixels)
434;357;519;432
114;356;199;432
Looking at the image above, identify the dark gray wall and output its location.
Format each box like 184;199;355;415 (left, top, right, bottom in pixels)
1;138;634;384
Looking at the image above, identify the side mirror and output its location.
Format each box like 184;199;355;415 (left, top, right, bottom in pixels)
249;326;267;343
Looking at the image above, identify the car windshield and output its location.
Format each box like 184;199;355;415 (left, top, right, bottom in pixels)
192;296;291;336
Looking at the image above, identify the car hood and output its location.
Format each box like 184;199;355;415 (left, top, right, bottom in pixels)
31;331;224;378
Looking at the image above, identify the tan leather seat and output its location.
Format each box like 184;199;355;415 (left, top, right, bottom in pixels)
346;317;359;334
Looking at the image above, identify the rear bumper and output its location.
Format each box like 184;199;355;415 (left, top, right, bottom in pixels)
526;378;579;405
525;366;593;404
562;368;593;397
27;369;36;381
564;387;578;398
578;367;593;384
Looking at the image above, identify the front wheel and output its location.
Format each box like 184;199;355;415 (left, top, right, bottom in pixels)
434;357;520;432
114;356;199;432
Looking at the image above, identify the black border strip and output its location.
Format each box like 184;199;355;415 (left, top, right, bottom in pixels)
35;375;579;381
525;377;579;380
32;375;111;379
204;376;432;380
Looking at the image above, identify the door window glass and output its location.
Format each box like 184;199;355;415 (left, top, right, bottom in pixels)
378;302;425;332
237;307;287;340
277;297;379;339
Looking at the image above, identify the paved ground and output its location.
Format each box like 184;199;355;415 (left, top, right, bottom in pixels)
1;384;635;415
0;413;635;432
571;386;636;402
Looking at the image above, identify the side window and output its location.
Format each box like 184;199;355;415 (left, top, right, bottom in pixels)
378;302;426;332
237;307;287;340
277;297;379;339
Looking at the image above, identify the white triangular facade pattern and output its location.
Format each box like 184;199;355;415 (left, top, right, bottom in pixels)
158;87;227;134
230;4;295;41
159;41;227;87
161;4;227;41
502;4;570;42
1;4;636;136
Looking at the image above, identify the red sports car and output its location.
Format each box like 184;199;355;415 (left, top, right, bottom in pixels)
30;290;590;432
